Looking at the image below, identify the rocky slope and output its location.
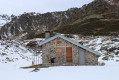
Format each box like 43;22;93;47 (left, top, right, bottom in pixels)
0;40;32;63
55;0;119;35
0;10;76;39
105;0;119;6
0;15;12;29
0;36;119;64
0;0;119;39
70;34;119;61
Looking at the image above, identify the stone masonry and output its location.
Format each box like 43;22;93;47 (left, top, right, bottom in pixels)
41;37;99;66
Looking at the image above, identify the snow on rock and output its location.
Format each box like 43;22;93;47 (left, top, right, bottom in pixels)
15;32;28;40
72;35;119;61
105;0;119;6
0;40;32;65
0;15;11;29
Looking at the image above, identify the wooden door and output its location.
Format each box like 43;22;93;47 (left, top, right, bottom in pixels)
66;47;72;62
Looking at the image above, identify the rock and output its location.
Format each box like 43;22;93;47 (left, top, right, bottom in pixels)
101;62;105;66
1;53;7;55
102;56;108;60
26;41;38;47
6;57;13;62
116;60;119;62
31;68;40;72
115;52;119;55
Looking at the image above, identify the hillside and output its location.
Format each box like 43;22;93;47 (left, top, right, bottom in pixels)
55;0;119;35
0;10;76;39
0;36;119;80
0;15;12;29
0;0;119;39
55;13;119;36
1;36;119;63
0;40;32;63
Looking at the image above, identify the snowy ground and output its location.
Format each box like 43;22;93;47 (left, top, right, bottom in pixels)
0;61;119;80
0;36;119;80
0;40;32;63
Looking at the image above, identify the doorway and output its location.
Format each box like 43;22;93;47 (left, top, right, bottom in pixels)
66;47;72;62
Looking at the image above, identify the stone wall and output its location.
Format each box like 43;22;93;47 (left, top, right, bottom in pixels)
41;37;99;66
42;37;79;65
85;51;99;65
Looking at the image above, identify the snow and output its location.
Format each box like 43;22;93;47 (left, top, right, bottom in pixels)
16;32;27;40
0;61;119;80
0;15;11;29
0;40;32;63
105;0;118;6
0;36;119;80
0;19;7;26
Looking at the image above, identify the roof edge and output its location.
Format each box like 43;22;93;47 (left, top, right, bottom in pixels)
38;34;101;56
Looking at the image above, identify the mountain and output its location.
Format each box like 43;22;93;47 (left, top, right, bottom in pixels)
105;0;119;6
0;15;12;29
0;11;76;39
0;0;119;39
55;0;119;36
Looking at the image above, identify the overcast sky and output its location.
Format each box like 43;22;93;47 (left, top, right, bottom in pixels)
0;0;94;15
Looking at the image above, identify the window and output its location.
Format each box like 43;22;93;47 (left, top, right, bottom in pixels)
56;47;62;56
57;41;61;44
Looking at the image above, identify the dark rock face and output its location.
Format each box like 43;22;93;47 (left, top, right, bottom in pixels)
55;0;119;35
0;0;119;39
0;10;77;38
26;41;38;47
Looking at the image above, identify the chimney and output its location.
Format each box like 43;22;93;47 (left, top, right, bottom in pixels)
45;31;50;39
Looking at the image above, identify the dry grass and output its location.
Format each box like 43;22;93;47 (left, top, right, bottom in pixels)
21;64;49;69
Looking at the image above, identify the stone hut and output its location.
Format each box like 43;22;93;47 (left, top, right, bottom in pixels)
38;32;100;66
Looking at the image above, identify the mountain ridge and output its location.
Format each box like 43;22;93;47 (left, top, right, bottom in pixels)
0;0;119;39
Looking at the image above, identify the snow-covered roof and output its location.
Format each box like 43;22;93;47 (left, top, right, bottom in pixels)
38;34;101;56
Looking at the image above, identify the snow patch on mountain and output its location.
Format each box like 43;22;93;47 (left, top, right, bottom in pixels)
0;40;32;63
105;0;119;6
73;35;119;61
0;15;11;29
